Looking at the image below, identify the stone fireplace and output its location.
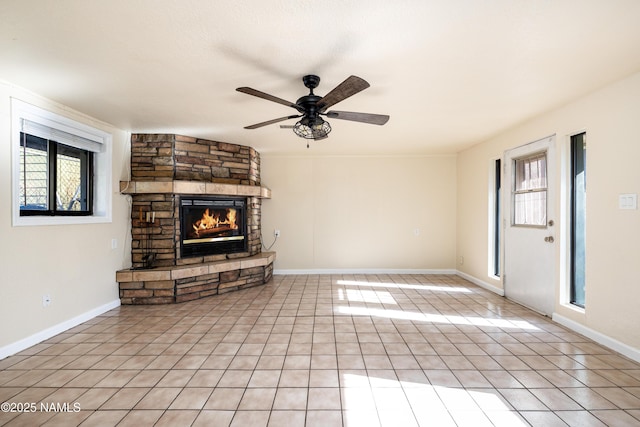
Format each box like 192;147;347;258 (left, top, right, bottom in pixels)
116;134;275;304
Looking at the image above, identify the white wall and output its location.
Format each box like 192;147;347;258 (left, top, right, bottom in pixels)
261;155;457;272
0;81;131;356
457;71;640;353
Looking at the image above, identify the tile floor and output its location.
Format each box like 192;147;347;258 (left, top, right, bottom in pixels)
1;274;640;427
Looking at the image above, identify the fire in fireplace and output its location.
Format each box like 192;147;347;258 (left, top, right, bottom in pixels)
180;197;248;257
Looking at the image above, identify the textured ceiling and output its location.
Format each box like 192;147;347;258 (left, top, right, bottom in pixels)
2;0;640;155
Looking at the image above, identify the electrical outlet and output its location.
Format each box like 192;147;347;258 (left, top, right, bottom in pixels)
42;294;51;307
459;256;464;266
274;229;281;238
111;238;118;249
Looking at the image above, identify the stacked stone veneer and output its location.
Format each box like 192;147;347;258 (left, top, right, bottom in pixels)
131;134;260;184
117;134;275;304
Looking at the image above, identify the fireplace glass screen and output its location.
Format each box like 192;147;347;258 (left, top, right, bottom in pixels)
180;197;247;257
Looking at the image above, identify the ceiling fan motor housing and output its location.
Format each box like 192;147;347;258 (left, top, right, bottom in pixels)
296;94;322;117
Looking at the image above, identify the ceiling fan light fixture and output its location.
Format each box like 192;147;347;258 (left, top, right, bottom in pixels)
293;118;331;140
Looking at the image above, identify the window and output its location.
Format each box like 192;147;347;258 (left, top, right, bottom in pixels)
493;158;501;276
512;152;547;226
19;133;93;215
12;99;112;226
570;133;586;307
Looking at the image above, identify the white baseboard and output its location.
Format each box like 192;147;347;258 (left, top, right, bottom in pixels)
456;271;505;296
273;268;457;275
552;313;640;364
0;299;121;360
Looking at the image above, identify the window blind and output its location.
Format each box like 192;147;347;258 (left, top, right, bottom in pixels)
21;118;103;153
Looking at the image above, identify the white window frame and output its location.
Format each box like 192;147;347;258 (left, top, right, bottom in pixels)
11;98;112;226
511;151;548;227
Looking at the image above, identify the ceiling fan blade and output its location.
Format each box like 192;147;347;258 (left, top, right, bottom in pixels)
316;75;370;112
244;115;301;129
236;87;304;113
325;110;390;125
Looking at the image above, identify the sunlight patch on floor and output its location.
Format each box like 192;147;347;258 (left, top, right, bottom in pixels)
340;373;528;427
337;288;397;305
335;305;540;331
336;279;473;293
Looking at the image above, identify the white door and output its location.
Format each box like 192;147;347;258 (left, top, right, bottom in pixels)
503;135;556;316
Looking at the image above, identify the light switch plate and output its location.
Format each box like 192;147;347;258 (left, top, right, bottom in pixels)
619;193;638;210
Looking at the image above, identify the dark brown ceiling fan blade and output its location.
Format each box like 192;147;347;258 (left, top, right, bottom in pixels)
316;75;370;112
236;87;305;113
325;110;390;125
244;115;301;129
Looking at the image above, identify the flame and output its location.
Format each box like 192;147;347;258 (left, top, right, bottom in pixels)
227;209;237;228
192;208;238;236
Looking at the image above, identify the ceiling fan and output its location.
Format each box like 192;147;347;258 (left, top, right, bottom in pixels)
236;75;389;146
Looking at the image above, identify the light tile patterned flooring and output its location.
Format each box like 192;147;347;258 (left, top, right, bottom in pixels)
1;274;640;427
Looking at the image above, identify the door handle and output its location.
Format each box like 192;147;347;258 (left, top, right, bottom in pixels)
544;236;555;243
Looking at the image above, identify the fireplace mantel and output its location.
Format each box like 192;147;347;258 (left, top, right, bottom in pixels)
119;180;271;198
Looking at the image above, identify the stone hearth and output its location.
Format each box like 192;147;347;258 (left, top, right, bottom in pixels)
116;134;275;304
116;252;275;304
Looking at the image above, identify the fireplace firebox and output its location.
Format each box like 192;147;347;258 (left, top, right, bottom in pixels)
180;196;248;258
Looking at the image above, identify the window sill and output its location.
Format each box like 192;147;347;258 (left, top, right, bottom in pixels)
13;213;111;227
560;302;585;315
